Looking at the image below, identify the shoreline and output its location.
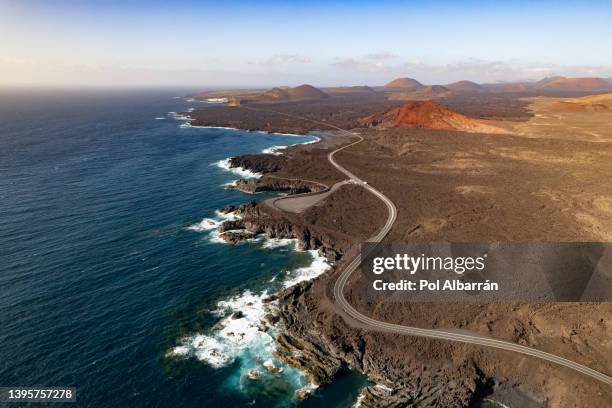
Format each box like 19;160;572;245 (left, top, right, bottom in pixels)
171;208;333;399
171;109;316;137
166;116;335;402
164;101;584;407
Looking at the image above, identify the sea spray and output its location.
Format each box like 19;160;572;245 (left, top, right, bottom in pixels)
168;111;191;121
168;234;331;399
215;158;262;179
186;210;247;244
261;145;287;155
260;135;320;155
172;130;327;400
282;250;331;288
186;210;239;232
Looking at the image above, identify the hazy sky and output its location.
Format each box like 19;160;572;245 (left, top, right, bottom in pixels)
2;0;612;88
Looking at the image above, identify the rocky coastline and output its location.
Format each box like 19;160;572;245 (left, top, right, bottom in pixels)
215;153;490;406
227;177;326;195
216;201;345;261
211;137;612;407
228;155;284;174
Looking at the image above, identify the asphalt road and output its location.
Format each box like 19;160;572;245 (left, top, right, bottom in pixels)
242;105;612;387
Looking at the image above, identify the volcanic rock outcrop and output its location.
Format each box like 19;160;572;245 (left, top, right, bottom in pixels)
229;177;325;195
360;100;506;134
384;77;425;91
261;84;329;101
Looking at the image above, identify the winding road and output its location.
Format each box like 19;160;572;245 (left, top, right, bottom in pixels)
242;105;612;387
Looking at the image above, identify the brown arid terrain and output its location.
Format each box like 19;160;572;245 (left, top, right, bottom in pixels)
446;80;485;93
386;85;453;101
504;93;612;145
324;86;376;94
260;84;329;101
192;84;329;104
381;75;612;97
492;82;531;92
190;85;612;407
533;76;612;92
187;92;405;134
360;100;506;134
191;75;612;111
550;93;612;112
186;92;533;134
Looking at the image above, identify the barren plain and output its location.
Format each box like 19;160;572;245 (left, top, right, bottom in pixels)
189;87;612;407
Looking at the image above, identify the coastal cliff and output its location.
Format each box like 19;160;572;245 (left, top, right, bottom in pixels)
214;195;484;407
228;177;325;195
216;156;485;406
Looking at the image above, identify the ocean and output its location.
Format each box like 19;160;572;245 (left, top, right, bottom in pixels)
0;89;366;407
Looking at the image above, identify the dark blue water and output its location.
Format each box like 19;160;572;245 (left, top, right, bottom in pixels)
0;89;365;407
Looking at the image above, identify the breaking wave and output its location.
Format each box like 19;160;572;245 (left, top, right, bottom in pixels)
168;233;330;399
168;111;191;121
168;290;271;368
282;249;331;288
186;210;240;243
215;158;262;179
260;136;320;155
261;145;286;155
171;130;327;400
261;238;297;249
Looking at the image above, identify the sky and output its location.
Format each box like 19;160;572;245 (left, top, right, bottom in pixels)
1;0;612;88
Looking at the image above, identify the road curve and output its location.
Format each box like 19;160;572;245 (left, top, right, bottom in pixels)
267;179;351;213
240;105;612;387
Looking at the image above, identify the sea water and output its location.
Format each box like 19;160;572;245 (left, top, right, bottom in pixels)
0;88;366;407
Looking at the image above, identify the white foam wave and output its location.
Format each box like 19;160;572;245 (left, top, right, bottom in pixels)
168;111;191;121
303;136;321;145
215;210;240;221
154;117;166;120
282;250;331;288
261;238;298;250
186;210;240;243
261;136;319;155
261;145;287;155
186;218;220;232
353;389;366;408
274;132;305;137
196;125;242;130
168;238;330;398
208;229;227;244
188;210;238;229
168;255;323;391
169;290;272;368
215;158;262;179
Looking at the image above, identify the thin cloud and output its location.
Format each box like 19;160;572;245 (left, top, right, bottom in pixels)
260;54;311;66
367;51;399;60
393;60;612;83
332;58;391;73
